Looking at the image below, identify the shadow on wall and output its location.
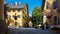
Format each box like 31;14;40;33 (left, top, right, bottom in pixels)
0;19;8;34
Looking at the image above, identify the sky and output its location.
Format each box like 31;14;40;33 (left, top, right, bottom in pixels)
4;0;42;16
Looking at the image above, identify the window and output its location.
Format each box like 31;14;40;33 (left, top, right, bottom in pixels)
13;10;15;12
17;15;20;18
23;16;25;19
14;16;17;20
8;9;11;12
13;15;15;18
23;16;26;20
54;16;59;25
46;2;50;9
53;0;57;9
5;14;8;19
18;10;20;12
23;16;24;19
23;10;24;13
25;18;26;20
46;2;49;9
13;15;17;20
25;15;26;17
15;22;17;27
11;10;13;12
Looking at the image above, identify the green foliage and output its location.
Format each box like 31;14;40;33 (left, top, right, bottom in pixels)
32;6;42;25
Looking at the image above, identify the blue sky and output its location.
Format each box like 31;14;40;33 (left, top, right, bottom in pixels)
4;0;42;16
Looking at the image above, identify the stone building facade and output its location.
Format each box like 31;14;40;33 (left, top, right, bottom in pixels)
42;0;60;25
4;3;29;28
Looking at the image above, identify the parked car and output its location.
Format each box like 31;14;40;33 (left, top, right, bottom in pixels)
51;26;60;33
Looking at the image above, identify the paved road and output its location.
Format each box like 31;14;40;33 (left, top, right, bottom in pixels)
7;28;60;34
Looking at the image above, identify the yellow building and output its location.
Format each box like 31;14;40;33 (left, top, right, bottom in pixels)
42;0;60;25
42;0;54;24
4;3;29;28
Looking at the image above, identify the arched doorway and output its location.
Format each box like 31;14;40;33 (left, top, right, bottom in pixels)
54;16;59;25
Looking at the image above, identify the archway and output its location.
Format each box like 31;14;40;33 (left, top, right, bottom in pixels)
54;16;59;25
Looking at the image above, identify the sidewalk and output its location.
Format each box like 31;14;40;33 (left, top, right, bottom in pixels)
50;25;60;28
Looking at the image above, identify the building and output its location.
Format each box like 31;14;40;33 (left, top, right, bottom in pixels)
0;0;4;19
42;0;60;25
4;3;29;28
0;0;7;34
42;0;54;24
28;17;32;27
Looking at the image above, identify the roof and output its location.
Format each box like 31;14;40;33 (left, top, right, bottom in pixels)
7;4;27;8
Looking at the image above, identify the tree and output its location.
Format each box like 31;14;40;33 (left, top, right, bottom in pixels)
32;6;43;26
